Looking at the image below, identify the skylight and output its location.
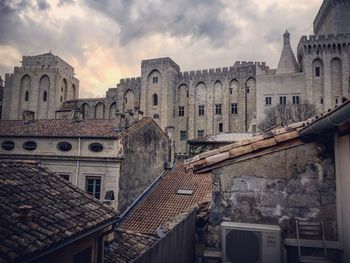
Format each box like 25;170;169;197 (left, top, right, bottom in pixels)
176;189;194;196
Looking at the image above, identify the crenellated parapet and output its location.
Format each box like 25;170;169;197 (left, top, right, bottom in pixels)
297;33;350;56
178;61;268;83
13;65;78;82
117;77;141;91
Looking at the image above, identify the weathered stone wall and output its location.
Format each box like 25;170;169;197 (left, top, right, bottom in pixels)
118;121;168;212
205;137;336;248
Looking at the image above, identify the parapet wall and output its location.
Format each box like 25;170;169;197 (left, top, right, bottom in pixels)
117;77;141;90
12;66;78;82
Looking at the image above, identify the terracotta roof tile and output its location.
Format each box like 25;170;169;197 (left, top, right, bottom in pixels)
0;117;153;138
119;162;212;234
0;161;117;262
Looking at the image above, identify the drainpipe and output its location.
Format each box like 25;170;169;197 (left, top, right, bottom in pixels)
75;137;81;186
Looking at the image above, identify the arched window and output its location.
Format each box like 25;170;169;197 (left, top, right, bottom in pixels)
25;91;29;101
43;91;47;102
153;94;158;106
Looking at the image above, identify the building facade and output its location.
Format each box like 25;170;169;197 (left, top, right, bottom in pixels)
1;0;349;157
2;52;79;120
0;113;170;212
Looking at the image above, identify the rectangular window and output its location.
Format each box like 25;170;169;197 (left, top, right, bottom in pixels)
229;88;233;95
292;96;300;104
180;131;187;141
320;97;324;104
74;247;92;263
178;106;185;117
85;177;101;199
215;104;222;115
152;76;158;83
265;97;272;105
198;105;205;116
230;103;238;114
315;67;321;77
279;96;287;105
219;123;223;133
197;130;205;137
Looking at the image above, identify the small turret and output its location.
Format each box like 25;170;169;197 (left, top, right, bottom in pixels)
276;30;299;74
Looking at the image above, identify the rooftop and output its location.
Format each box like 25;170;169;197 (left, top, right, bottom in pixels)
0;161;117;262
0;117;154;139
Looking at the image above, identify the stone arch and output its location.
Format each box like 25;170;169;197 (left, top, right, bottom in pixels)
229;79;239;100
72;84;76;100
177;84;189;105
331;57;342;104
61;78;68;101
194;82;207;134
81;103;90;119
19;75;31;116
38;75;50;119
95;102;105;119
124;89;135;112
109;102;117;118
213;80;223;103
245;77;256;130
312;58;324;109
147;69;162;84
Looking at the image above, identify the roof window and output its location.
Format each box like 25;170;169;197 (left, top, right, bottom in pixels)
176;189;194;196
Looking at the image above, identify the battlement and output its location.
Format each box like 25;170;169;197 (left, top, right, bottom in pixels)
117;77;141;89
22;53;74;73
299;33;350;43
141;57;180;72
178;61;268;80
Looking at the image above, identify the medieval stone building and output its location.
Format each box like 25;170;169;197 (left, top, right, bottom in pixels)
1;0;350;157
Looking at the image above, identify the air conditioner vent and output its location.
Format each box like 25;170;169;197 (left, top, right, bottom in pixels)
226;230;260;263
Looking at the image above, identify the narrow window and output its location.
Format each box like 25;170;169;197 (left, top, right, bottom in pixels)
335;98;339;104
231;103;238;114
60;96;63;102
197;130;205;137
219;123;223;132
178;106;185;117
173;108;176;118
85;177;101;199
180;131;187;141
215;104;222;115
43;91;47;102
292;96;300;105
229;88;233;95
246;87;250;93
279;96;287;105
152;76;158;84
25;91;29;102
315;67;321;77
198;105;205;116
186;91;189;98
153;114;159;119
152;94;158;106
265;97;272;105
320;97;324;104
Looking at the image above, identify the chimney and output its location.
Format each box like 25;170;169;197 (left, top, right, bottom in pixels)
71;110;83;122
115;111;125;132
125;111;135;128
22;111;35;124
18;205;32;223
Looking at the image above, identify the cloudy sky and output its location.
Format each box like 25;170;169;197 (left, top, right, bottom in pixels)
0;0;322;98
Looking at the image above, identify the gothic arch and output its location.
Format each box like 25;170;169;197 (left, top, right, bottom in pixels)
95;102;105;119
312;58;324;108
72;84;76;99
213;80;223;103
61;78;68;101
38;75;50;119
124;90;135;112
177;84;189;105
109;102;117;118
81;103;90;119
229;79;239;103
331;57;342;103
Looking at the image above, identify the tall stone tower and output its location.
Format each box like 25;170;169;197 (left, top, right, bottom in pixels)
140;57;180;130
2;52;79;120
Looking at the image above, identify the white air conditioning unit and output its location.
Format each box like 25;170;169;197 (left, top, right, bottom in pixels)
222;222;281;263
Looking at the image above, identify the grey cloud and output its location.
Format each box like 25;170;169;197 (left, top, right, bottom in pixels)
57;0;75;7
84;0;239;46
37;0;50;10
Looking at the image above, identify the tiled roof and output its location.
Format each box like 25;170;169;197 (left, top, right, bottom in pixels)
185;121;305;172
0;117;153;139
186;98;350;172
104;230;158;263
188;132;253;144
119;162;212;234
0;161;117;262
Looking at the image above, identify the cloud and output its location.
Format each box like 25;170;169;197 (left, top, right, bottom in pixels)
0;0;323;98
84;0;238;46
37;0;51;10
57;0;74;7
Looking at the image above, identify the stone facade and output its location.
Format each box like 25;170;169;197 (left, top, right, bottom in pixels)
206;138;337;249
2;52;79;120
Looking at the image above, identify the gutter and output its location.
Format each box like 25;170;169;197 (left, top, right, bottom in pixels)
300;100;350;139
